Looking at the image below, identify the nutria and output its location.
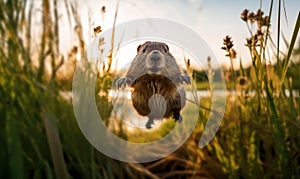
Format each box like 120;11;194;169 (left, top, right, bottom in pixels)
117;41;191;128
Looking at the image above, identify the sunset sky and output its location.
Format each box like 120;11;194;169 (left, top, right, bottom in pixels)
70;0;300;70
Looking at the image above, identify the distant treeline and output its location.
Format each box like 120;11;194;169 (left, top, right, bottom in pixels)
192;61;300;89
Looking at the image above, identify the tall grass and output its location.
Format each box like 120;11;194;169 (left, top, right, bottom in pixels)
0;0;140;178
210;3;300;178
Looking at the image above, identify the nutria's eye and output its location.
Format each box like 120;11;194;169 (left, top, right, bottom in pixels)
142;48;147;53
163;47;168;53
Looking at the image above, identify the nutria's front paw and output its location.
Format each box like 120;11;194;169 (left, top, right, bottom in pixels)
174;114;183;123
117;77;132;89
173;110;182;123
146;117;154;129
175;116;183;123
179;75;191;85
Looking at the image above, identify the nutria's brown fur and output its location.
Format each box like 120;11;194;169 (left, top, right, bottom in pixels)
117;41;191;128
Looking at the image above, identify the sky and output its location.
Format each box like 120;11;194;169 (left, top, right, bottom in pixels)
67;0;300;70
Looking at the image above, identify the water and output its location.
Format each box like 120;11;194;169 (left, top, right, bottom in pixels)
107;89;299;100
60;89;299;102
60;89;299;129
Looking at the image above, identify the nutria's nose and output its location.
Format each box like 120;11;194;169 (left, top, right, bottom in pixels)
150;51;161;62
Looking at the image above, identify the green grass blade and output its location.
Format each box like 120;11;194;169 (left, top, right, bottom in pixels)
277;0;281;63
280;11;300;86
42;112;69;179
6;118;24;179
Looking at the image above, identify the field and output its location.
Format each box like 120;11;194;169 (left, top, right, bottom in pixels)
0;0;299;178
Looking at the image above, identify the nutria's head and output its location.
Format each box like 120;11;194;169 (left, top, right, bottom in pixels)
127;41;181;81
136;41;171;74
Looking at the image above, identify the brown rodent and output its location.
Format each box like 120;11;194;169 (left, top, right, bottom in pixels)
117;41;191;128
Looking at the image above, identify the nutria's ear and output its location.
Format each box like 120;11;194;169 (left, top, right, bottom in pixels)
137;45;142;53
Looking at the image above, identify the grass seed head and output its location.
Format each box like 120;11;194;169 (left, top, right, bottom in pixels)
237;76;248;88
101;6;106;14
241;9;249;22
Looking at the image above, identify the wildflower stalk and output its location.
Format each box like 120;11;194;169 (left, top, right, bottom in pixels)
229;55;236;90
207;56;214;97
221;35;237;91
106;1;119;73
